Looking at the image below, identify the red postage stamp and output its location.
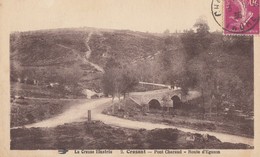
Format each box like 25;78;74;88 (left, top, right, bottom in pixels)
224;0;259;35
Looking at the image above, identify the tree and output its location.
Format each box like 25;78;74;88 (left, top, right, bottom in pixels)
102;58;138;101
193;16;210;34
102;58;121;100
181;31;198;59
161;35;195;94
194;17;212;50
181;17;211;58
102;68;119;100
120;66;138;98
163;29;170;36
179;17;215;116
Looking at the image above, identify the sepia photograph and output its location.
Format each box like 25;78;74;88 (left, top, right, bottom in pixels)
1;0;258;154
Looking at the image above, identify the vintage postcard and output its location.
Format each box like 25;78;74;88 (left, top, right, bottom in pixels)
0;0;260;157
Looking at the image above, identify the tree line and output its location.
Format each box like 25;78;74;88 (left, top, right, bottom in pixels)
101;17;253;115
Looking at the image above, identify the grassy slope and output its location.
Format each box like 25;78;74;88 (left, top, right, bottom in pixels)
10;28;164;90
88;30;164;66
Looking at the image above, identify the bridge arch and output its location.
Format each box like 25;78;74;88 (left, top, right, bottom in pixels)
148;99;161;110
171;95;181;109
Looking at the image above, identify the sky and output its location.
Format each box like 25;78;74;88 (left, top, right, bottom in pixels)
7;0;221;33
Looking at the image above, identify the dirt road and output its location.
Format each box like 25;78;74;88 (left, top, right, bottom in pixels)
24;98;112;128
21;97;254;146
93;114;253;146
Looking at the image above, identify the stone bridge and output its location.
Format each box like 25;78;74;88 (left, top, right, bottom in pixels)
129;89;182;108
129;88;201;109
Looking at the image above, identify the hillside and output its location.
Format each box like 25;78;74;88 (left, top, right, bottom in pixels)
10;27;253;114
88;30;164;67
10;28;165;90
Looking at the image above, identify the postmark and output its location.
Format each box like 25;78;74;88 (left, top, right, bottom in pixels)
212;0;260;35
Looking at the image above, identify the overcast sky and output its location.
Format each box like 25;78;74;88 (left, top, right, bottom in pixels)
8;0;221;33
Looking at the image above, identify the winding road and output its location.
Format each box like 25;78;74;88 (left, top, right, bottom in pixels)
20;95;254;146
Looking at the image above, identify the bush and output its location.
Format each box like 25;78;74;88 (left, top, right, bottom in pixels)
146;129;179;148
